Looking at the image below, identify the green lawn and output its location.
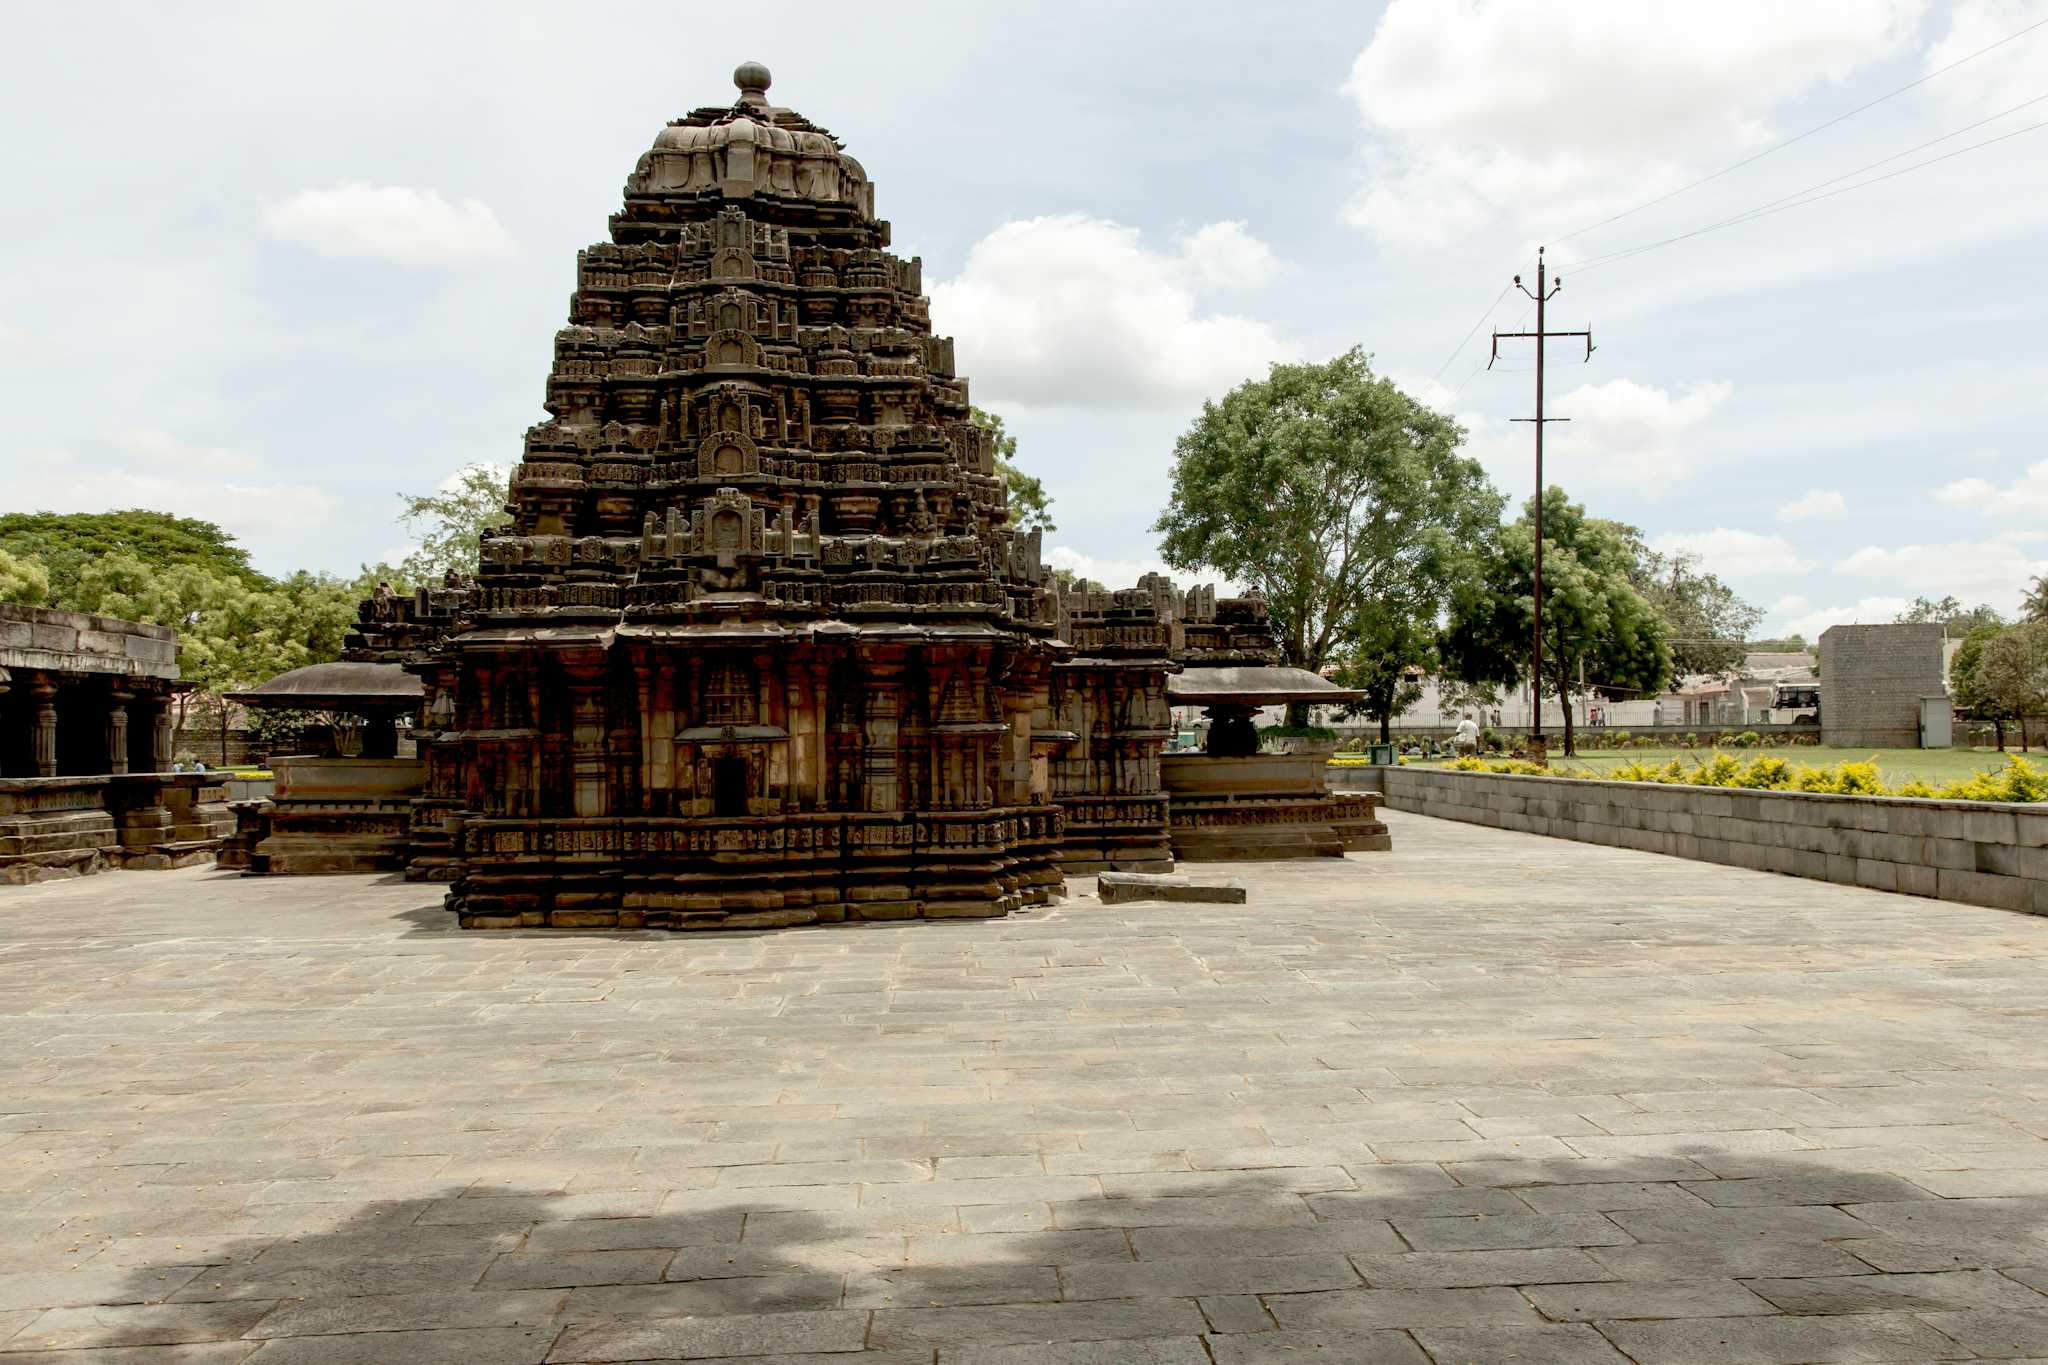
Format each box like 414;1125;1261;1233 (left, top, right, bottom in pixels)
1406;746;2043;786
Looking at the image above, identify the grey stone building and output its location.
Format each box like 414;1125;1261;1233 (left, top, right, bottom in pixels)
1818;622;1948;749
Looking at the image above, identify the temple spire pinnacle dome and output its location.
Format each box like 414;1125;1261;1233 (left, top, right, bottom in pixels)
734;61;771;106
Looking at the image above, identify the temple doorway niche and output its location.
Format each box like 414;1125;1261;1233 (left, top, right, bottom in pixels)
712;755;748;816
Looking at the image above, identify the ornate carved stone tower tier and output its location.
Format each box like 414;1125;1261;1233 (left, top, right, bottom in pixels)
431;65;1066;929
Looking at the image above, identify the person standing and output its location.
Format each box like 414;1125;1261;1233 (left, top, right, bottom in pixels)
1453;713;1480;756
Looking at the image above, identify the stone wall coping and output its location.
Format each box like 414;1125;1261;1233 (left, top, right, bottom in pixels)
0;772;225;793
1397;766;2048;817
0;602;177;641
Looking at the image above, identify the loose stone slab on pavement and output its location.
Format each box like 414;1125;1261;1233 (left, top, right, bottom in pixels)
1;808;2046;1361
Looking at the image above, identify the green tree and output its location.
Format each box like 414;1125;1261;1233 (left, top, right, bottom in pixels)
397;465;512;582
1620;535;1762;678
0;548;50;606
1331;604;1431;742
1896;595;2004;633
1950;622;2010;749
0;510;264;609
1976;620;2048;752
2024;575;2048;623
970;407;1055;533
1442;486;1674;757
1746;634;1809;653
1153;349;1499;724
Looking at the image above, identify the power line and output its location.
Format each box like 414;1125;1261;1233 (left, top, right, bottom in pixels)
1573;114;2048;274
1547;14;2048;248
1428;280;1517;385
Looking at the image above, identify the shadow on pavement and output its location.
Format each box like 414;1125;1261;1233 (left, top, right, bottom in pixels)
10;1145;2037;1361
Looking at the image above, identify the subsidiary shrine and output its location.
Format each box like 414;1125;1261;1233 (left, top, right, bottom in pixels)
341;64;1382;930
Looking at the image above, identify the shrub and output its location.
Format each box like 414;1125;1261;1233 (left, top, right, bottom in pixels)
1260;723;1336;740
1610;730;1631;748
1682;732;1699;749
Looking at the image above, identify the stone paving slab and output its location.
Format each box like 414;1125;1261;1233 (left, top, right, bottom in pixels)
2;808;2047;1360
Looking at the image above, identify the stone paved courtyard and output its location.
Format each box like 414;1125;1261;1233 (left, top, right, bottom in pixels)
2;810;2046;1363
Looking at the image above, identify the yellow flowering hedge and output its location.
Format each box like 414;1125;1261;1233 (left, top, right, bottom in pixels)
1430;753;2048;804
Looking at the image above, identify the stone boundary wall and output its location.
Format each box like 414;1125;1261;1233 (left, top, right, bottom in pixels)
1337;765;2048;917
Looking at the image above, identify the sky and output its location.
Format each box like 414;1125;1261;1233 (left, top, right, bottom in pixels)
3;0;2045;641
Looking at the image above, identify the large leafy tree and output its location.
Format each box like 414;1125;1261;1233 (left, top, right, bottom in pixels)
970;406;1055;533
1975;620;2048;752
1442;486;1673;756
1896;595;2004;633
0;510;264;609
1951;622;2011;749
397;464;513;582
1619;534;1762;678
1153;349;1499;723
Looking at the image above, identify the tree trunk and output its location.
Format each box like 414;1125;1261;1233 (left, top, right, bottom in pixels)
1285;700;1311;729
1995;717;2006;751
1556;669;1576;758
219;694;230;766
2023;715;2031;753
1378;712;1391;742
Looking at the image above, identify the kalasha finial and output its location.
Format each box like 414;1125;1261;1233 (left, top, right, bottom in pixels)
734;61;772;106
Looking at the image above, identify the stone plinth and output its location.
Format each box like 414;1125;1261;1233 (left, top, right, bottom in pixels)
1161;753;1387;860
247;755;422;875
0;773;230;883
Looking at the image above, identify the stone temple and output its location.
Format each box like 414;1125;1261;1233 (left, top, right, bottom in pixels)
386;64;1382;930
419;64;1075;929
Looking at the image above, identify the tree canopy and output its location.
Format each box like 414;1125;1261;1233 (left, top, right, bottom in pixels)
397;465;513;582
0;548;50;606
0;510;263;610
1896;595;2004;633
1619;533;1762;678
970;407;1055;533
1153;349;1499;721
1973;619;2048;750
1442;486;1673;755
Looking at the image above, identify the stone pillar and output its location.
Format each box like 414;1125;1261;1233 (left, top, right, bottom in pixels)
151;692;174;772
30;675;59;778
106;686;132;776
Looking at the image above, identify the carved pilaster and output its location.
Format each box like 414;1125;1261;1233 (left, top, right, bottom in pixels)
106;685;133;776
151;693;175;772
30;674;58;778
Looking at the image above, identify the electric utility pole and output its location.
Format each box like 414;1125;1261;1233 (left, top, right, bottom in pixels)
1491;246;1593;759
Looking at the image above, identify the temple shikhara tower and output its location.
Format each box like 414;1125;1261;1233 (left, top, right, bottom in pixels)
425;64;1076;928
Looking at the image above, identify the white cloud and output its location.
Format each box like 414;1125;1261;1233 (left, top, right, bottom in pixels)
1925;0;2048;117
1777;488;1846;521
1785;596;1914;639
13;452;340;542
1836;533;2048;604
1540;378;1732;491
1934;460;2048;515
1771;594;1811;617
1174;221;1280;290
1652;528;1814;578
1341;0;1922;246
261;183;515;265
110;426;259;475
930;214;1294;409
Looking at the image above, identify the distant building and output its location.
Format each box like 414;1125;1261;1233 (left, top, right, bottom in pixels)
1818;623;1948;749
